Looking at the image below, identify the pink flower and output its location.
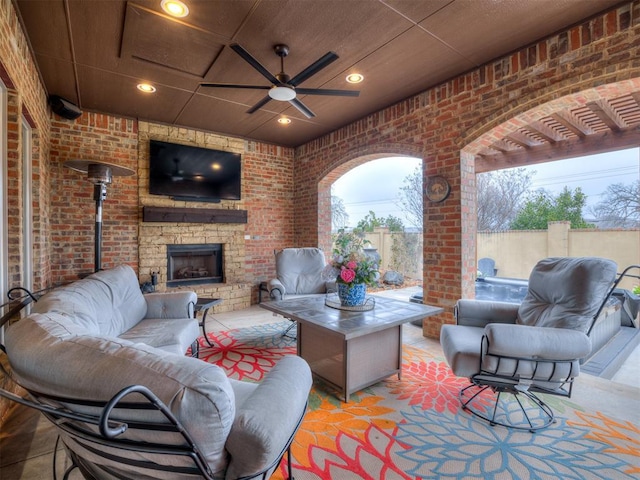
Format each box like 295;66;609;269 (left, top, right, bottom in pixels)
340;268;356;283
346;261;357;270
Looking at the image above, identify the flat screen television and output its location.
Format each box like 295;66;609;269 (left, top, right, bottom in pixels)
149;140;241;202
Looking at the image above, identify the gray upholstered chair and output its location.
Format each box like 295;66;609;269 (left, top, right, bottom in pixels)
267;247;336;301
441;257;618;431
265;247;336;336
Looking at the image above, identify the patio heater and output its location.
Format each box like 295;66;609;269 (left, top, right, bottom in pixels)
64;160;135;272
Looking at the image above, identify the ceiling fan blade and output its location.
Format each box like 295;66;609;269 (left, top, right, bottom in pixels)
230;44;279;85
246;95;273;114
289;52;339;87
201;83;271;90
289;98;315;118
295;88;360;97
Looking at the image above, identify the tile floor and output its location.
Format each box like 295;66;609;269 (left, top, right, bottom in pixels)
1;287;638;479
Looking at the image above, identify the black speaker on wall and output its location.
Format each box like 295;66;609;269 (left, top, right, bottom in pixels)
49;95;82;120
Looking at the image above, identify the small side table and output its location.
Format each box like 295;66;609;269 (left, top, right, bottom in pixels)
193;298;223;347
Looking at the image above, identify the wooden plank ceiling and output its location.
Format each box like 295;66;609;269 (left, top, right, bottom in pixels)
14;0;628;150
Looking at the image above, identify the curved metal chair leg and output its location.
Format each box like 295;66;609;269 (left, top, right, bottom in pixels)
282;320;296;338
287;445;294;480
459;383;554;432
62;464;78;480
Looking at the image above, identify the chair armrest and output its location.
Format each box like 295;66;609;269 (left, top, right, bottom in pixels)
484;323;591;360
225;356;312;479
455;299;519;327
268;279;285;300
144;291;197;319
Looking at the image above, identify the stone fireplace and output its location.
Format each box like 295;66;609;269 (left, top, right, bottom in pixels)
167;244;223;287
137;124;252;312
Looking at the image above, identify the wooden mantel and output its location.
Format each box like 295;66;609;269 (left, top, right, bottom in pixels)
142;206;248;224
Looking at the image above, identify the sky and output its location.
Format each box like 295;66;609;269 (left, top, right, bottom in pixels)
332;148;640;228
332;157;422;228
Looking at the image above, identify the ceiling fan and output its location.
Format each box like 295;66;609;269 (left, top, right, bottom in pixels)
201;43;360;118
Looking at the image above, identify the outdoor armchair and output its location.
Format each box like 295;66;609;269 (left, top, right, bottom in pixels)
441;256;618;431
267;247;336;301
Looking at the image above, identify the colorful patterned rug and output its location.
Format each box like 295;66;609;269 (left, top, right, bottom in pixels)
197;322;640;480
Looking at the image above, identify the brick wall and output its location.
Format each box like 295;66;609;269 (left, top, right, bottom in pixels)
0;0;51;422
49;113;139;284
294;1;640;338
43;118;297;309
242;140;296;287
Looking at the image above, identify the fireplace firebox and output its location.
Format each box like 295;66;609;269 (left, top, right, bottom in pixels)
167;244;223;287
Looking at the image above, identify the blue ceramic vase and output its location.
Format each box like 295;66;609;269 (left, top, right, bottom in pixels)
337;283;367;306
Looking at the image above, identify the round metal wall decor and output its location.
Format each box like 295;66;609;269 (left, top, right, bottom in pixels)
425;175;450;202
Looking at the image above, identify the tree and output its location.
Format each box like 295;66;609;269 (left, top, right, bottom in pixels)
396;166;423;228
398;166;535;231
331;195;349;230
589;180;640;228
510;186;595;230
355;211;403;233
477;168;534;231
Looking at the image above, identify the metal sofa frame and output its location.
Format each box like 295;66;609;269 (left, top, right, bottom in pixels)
0;290;301;480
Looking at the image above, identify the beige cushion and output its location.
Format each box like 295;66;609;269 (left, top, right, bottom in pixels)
275;248;327;295
517;257;618;333
32;265;148;336
119;316;199;355
6;312;235;477
225;356;312;479
440;324;485;378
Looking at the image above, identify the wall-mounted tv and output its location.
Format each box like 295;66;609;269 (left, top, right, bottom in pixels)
149;140;241;202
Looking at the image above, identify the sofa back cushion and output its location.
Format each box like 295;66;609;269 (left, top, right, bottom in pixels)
32;265;147;337
5;312;235;477
275;248;327;295
517;257;617;333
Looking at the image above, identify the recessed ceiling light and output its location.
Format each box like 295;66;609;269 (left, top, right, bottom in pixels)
278;117;292;125
161;0;189;17
346;73;364;84
137;83;157;93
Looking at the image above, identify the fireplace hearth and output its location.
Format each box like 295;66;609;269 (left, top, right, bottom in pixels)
167;244;223;287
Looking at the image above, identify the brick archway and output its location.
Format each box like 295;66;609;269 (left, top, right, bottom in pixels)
459;77;640;310
463;78;640;157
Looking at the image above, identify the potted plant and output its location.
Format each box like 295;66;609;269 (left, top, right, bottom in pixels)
325;229;379;306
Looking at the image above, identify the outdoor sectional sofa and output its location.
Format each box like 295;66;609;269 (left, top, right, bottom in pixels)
3;265;312;479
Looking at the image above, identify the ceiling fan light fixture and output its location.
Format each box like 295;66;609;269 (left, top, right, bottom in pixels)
269;85;296;101
346;73;364;84
161;0;189;17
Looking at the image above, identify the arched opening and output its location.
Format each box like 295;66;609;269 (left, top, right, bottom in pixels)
318;153;423;289
462;79;640;294
316;144;424;253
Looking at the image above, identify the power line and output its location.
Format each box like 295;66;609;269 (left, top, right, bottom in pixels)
343;198;398;207
532;166;638;185
533;172;638;189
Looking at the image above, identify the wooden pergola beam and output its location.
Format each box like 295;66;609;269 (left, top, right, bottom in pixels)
476;124;640;173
